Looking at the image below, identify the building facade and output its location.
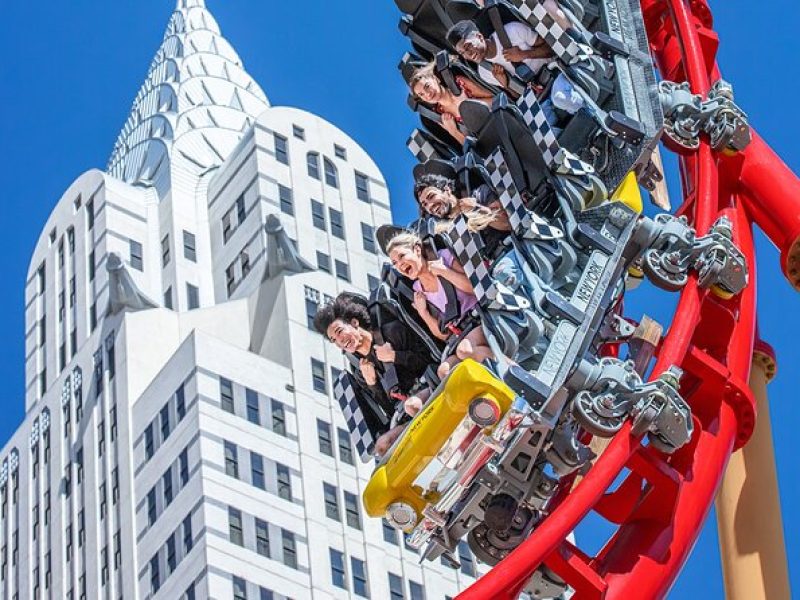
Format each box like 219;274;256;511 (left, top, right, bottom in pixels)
0;1;480;599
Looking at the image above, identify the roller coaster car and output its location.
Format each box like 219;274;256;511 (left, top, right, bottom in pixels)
363;359;517;530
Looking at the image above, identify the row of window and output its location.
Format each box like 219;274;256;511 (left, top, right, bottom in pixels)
219;377;288;437
146;446;192;528
133;229;197;274
232;575;281;600
143;381;189;463
227;506;298;570
224;441;293;501
163;282;200;311
150;512;195;594
316;419;355;464
322;482;362;529
329;552;426;600
310;199;377;254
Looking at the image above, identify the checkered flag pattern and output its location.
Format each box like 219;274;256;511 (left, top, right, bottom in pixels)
517;88;561;165
516;0;591;64
333;371;376;463
407;129;438;162
485;148;564;240
447;216;530;312
554;148;594;176
516;89;596;176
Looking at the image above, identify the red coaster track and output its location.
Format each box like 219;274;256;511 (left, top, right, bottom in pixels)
456;0;800;597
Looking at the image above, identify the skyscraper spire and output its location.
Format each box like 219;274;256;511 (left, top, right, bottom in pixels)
107;0;269;194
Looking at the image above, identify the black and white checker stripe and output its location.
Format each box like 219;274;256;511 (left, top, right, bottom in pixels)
333;371;375;463
516;0;592;64
485;148;564;240
516;89;595;176
446;216;531;312
407;129;438;163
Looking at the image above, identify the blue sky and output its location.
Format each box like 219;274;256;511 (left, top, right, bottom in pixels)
0;0;797;596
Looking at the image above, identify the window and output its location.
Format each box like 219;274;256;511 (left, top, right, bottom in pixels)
282;530;297;569
318;420;333;456
335;260;350;282
459;541;476;576
166;534;177;573
164;287;173;310
88;250;95;281
183;515;194;553
220;377;234;413
311;199;326;230
161;235;170;266
311;359;327;393
355;172;371;202
147;488;157;526
389;573;404;600
260;588;274;600
150;555;161;594
409;581;425;600
87;198;95;229
183;230;196;262
276;464;292;501
330;548;347;589
329;208;344;239
176;384;186;420
382;519;398;545
352;557;369;597
179;448;189;486
307;152;320;179
361;223;377;253
236;195;246;224
279;184;294;215
344;492;362;530
229;507;244;546
271;401;286;436
292;124;305;140
251;452;265;490
145;424;154;460
160;404;171;441
163;469;173;506
334;144;347;160
187;284;200;310
233;576;247;600
255;518;270;557
114;530;121;569
246;389;260;425
324;157;339;188
323;483;340;521
224;441;239;478
222;213;234;244
306;295;318;330
317;251;331;272
274;133;289;165
337;428;354;464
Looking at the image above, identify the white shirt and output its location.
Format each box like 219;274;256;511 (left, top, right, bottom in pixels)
479;20;555;84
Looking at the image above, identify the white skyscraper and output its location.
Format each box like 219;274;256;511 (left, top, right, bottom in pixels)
0;2;480;599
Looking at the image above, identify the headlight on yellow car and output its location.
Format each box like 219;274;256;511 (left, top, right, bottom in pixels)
386;501;418;531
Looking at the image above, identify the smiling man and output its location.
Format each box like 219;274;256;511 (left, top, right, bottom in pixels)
314;293;433;455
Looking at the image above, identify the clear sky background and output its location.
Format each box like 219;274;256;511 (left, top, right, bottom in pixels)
0;0;797;597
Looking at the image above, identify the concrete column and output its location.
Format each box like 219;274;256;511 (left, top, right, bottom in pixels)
715;341;791;600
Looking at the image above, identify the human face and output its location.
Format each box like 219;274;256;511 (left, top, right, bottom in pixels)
326;318;366;354
456;32;488;63
418;186;456;218
412;75;444;104
389;244;424;280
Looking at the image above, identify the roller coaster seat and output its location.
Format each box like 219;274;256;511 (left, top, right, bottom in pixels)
362;359;517;529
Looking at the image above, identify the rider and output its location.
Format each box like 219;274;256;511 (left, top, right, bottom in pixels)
314;293;432;455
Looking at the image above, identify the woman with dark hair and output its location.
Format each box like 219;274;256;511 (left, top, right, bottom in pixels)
314;293;432;455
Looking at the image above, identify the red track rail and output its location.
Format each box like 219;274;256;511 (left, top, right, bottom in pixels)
457;0;800;596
